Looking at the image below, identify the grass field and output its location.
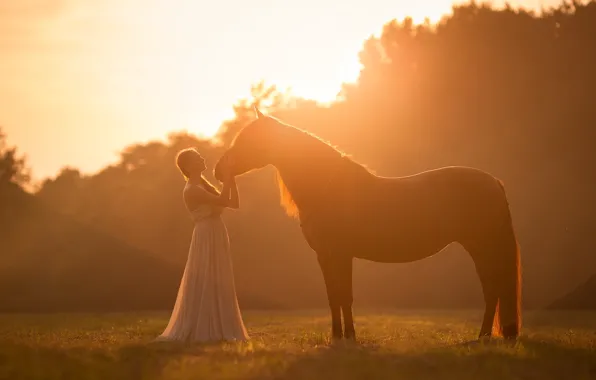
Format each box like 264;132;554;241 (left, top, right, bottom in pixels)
1;309;595;380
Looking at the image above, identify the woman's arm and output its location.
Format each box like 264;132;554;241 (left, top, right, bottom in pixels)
185;179;235;208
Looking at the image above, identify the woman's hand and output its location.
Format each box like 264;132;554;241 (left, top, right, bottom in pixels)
222;156;236;182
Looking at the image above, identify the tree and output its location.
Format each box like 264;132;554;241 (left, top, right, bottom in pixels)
0;127;30;187
216;81;297;146
7;1;596;312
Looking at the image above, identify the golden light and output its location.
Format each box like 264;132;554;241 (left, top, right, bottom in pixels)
72;0;455;136
1;0;456;178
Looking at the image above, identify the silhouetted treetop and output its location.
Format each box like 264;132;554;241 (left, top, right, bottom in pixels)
0;128;30;188
4;0;596;312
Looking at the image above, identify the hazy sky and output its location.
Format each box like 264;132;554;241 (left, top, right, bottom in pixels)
1;0;555;180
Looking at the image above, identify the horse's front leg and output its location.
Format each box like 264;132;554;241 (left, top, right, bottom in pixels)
338;257;355;340
317;253;343;340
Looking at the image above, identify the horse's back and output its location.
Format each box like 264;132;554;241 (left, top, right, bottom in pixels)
342;166;511;262
368;165;502;206
379;165;498;188
396;165;507;223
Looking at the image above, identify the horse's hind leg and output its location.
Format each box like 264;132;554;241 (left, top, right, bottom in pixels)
464;220;522;340
464;243;501;339
475;258;500;338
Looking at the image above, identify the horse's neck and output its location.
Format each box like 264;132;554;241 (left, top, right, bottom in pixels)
275;152;340;213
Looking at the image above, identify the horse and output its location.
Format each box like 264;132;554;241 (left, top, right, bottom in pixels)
214;107;522;341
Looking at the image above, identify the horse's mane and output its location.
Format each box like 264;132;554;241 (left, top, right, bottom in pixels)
271;120;372;218
276;170;299;218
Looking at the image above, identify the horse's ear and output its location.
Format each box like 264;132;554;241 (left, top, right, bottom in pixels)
254;106;264;119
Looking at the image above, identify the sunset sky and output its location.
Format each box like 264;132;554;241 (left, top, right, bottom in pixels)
1;0;557;181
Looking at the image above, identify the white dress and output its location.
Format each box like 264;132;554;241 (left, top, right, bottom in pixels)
156;183;249;342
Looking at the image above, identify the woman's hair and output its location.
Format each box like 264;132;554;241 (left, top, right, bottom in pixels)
175;148;198;180
175;148;220;195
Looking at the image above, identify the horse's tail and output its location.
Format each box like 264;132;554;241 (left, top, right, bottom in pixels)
491;179;522;339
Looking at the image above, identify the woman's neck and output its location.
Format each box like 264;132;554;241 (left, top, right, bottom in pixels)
187;173;204;185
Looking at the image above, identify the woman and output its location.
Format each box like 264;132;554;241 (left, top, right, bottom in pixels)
156;148;249;342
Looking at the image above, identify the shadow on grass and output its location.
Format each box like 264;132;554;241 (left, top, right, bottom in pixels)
2;337;595;380
523;310;596;330
0;340;222;380
247;338;596;380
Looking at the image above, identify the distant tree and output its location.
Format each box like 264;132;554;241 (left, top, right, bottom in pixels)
216;81;296;146
37;167;84;216
0;127;30;187
10;1;596;312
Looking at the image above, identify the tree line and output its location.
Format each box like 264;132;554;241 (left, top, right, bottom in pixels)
1;1;595;312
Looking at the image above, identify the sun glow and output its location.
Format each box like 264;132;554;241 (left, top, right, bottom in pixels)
62;0;454;135
1;0;456;178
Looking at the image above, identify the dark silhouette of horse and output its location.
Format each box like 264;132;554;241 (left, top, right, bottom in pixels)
214;107;522;341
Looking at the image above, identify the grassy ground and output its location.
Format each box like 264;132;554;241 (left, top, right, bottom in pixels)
0;309;595;380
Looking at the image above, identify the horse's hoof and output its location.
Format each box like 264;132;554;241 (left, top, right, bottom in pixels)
331;333;344;341
502;324;519;340
344;331;356;341
503;336;520;346
330;336;344;346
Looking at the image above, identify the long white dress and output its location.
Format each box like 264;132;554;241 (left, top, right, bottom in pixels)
156;183;249;342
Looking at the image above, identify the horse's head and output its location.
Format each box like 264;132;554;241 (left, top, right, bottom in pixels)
214;107;281;181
